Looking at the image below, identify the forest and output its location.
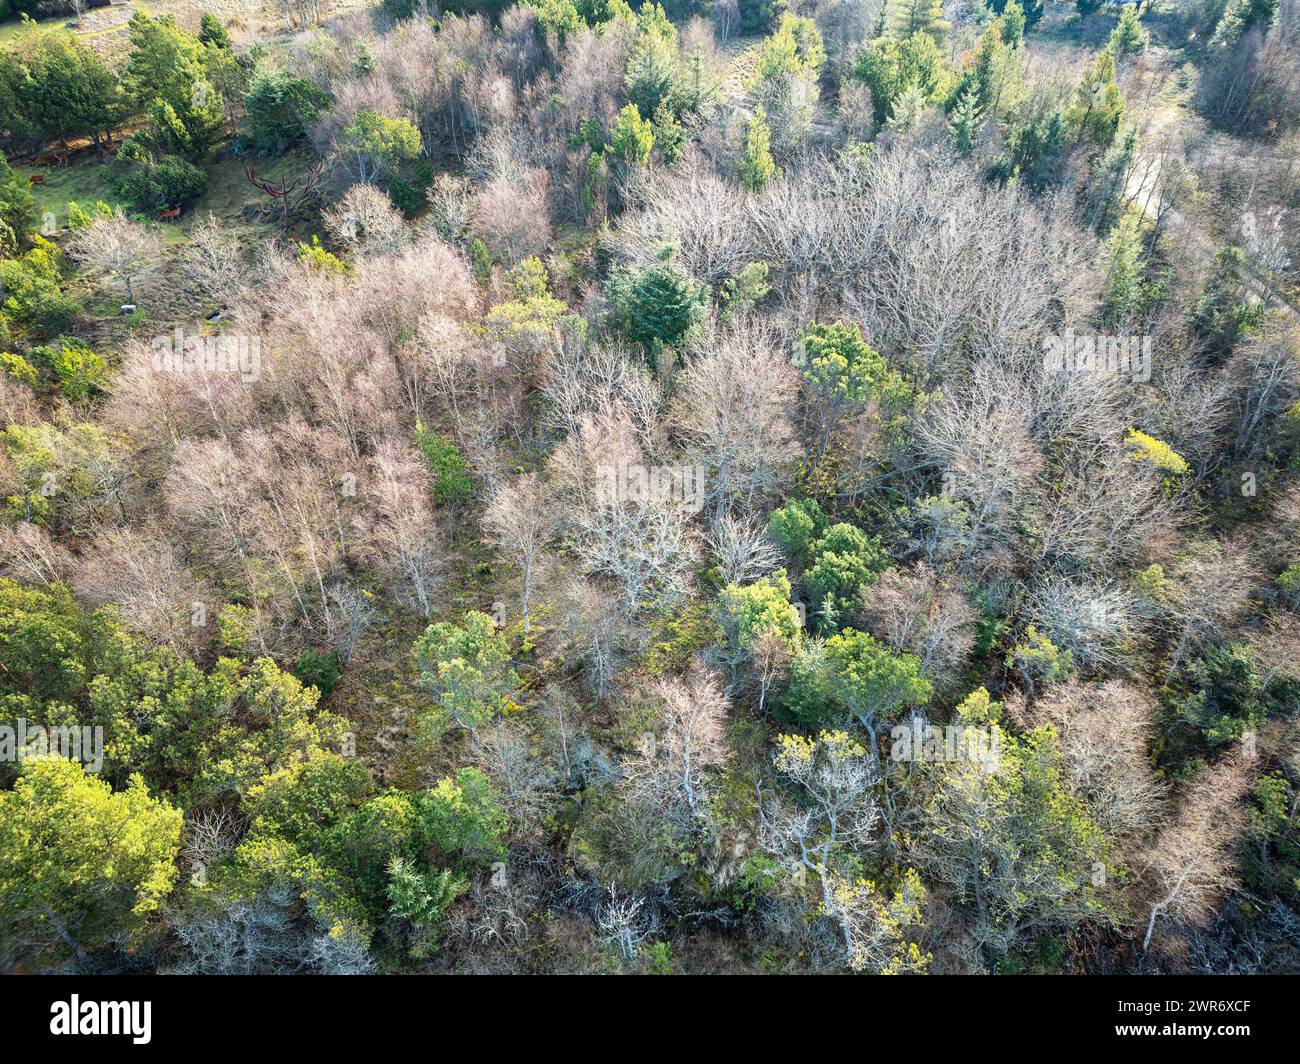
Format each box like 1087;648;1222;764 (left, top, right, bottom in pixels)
0;0;1297;977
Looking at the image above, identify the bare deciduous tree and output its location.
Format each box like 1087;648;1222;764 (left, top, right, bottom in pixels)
73;528;212;653
483;473;554;633
65;210;164;306
674;318;802;521
1140;755;1253;952
324;184;409;258
861;564;976;691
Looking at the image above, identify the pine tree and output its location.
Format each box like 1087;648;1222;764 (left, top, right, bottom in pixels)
886;83;929;130
607;257;707;354
949;87;983;155
999;0;1026;47
1110;5;1149;56
609;103;655;165
882;0;949;46
624;32;679;119
738;107;778;190
1067;48;1125;149
1101;207;1147;326
198;12;232;49
1210;0;1279;48
653;99;685;164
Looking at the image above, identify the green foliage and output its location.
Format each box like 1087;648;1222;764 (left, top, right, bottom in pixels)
0;757;182;962
781;629;931;731
0;579;102;704
799;320;901;412
1210;0;1279;47
7;28;126;148
1125;428;1190;497
953;19;1027;126
243;68;331;154
293;648;343;698
625;30;680;120
1171;643;1298;746
0;580;356;802
1007;625;1073;695
243;752;375;852
124;13;227;161
717;569;802;674
386;855;466;954
65;200;114;231
1100;208;1153;326
530;0;585;44
754;14;826;81
1080;125;1139;234
993;103;1068;190
482;257;581;355
0;237;76;340
0;153;35;243
111;145;209;212
854;31;955;126
607;258;706;354
420;767;508;864
198;12;233;50
915;689;1116;958
738;0;788;34
718;261;771;320
652;99;684;164
1109;5;1149;55
949;87;983;155
1188;245;1264;357
1;350;38;387
219;757;503;949
999;0;1026;46
768;497;827;565
881;0;950;47
885;84;929;131
387;856;466;927
343;110;423;185
1066;48;1125;150
988;0;1042;26
1276;563;1300;603
415;425;474;507
296;234;346;274
608;102;655;165
824;627;932;724
413;611;519;734
388;158;434;217
1245;773;1300;899
738;107;778;191
471;238;493;286
804;522;890;630
1;421;122;527
27;337;107;403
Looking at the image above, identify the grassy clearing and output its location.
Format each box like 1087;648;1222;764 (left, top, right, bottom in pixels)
12;140;318;244
186;144;321;241
11;155;133;232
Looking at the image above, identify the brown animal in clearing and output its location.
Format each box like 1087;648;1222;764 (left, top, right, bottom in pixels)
28;175;45;185
158;207;182;221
